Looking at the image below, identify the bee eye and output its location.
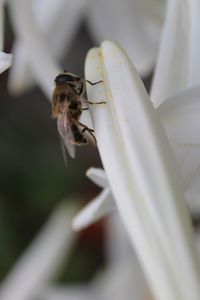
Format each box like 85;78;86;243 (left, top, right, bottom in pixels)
59;93;66;102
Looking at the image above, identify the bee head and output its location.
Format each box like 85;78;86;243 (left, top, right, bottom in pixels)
55;71;81;85
55;73;72;84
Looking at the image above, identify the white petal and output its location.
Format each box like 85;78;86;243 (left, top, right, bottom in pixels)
72;188;115;231
85;41;200;300
95;260;151;300
0;202;77;300
38;285;95;300
157;85;200;211
151;0;190;105
86;167;108;188
185;170;200;216
0;0;4;51
8;41;34;95
152;0;200;105
158;85;200;144
187;1;200;86
105;214;136;266
0;51;12;73
8;0;61;99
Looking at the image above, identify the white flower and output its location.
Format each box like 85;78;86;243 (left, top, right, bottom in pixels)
73;40;200;300
7;0;165;96
0;0;12;73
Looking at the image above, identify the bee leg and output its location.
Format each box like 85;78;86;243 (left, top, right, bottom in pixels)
87;101;106;105
78;121;94;132
85;80;103;86
82;127;97;144
78;121;97;144
82;99;106;105
82;108;89;111
72;129;87;145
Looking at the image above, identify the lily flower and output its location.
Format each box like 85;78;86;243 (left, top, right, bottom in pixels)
0;0;12;73
73;40;200;300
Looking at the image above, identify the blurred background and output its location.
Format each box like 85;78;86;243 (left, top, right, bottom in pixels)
0;8;105;284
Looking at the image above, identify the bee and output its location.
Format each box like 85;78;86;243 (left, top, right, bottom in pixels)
52;70;104;164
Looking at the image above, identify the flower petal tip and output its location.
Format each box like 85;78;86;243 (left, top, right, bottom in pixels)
0;52;13;73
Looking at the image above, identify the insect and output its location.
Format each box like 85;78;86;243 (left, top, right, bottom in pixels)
52;70;105;164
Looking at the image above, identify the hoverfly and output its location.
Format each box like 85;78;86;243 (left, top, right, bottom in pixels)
52;70;104;164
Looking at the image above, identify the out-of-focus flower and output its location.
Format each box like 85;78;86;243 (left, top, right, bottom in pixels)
0;201;151;300
7;0;165;96
0;0;12;73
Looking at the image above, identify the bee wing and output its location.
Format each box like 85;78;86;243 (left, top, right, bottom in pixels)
59;137;68;167
57;111;76;161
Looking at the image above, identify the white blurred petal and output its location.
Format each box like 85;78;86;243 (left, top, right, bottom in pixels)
0;0;4;51
8;41;35;95
187;1;200;86
0;52;12;73
85;41;200;300
39;285;95;300
99;214;152;300
95;260;151;300
9;0;87;95
86;167;108;188
0;202;77;300
157;86;200;213
158;85;200;144
151;0;189;105
170;145;200;215
88;0;165;76
72;188;115;231
8;0;61;99
185;168;200;216
0;1;12;73
105;214;137;266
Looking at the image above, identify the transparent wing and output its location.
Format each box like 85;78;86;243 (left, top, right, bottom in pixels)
57;111;76;161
